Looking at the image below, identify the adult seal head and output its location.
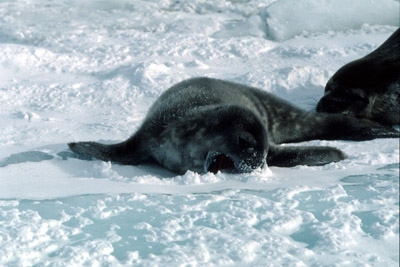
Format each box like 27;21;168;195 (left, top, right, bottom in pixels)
69;77;399;175
316;29;400;125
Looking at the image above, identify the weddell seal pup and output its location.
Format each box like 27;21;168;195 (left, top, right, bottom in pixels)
316;28;400;125
69;77;399;174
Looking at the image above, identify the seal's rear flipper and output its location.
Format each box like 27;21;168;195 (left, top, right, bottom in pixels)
68;140;148;165
267;145;346;167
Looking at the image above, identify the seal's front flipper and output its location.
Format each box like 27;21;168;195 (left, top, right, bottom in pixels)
324;115;400;141
267;145;346;167
340;119;400;140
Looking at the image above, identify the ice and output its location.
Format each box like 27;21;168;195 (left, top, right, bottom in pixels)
265;0;400;40
0;0;399;266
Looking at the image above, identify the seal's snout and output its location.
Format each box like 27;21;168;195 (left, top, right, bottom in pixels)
204;151;266;174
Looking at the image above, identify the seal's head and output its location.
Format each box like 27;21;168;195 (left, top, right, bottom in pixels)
316;80;370;117
316;60;376;117
316;54;399;123
202;105;268;173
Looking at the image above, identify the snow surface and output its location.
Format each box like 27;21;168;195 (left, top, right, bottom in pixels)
0;0;399;266
264;0;400;40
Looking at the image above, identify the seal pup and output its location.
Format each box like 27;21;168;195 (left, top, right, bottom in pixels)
69;77;399;175
316;29;400;125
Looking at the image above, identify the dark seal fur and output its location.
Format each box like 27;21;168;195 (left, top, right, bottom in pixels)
69;77;399;174
316;29;400;125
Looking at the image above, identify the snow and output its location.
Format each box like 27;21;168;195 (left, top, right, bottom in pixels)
265;0;400;40
0;0;399;266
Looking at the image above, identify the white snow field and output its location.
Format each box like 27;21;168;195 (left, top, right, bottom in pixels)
0;0;399;266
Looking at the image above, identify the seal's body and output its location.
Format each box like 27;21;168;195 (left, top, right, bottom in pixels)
317;29;400;125
69;77;398;174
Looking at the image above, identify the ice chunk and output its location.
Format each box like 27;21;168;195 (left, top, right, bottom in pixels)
264;0;400;40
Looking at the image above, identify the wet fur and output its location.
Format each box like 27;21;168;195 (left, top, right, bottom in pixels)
69;77;399;174
316;29;400;125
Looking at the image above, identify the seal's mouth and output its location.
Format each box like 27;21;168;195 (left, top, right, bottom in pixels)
204;151;235;174
205;151;266;174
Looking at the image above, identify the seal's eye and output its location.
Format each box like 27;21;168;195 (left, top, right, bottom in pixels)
237;133;256;148
238;137;251;147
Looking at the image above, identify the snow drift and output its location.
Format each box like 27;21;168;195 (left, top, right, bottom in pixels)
265;0;400;40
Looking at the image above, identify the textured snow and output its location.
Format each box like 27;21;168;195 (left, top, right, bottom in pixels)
265;0;400;40
0;0;399;266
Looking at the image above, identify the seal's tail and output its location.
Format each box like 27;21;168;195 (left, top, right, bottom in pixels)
68;138;147;165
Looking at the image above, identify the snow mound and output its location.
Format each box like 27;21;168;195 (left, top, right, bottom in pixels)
265;0;400;40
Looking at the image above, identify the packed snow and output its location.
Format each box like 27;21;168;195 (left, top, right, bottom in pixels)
264;0;400;40
0;0;399;266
